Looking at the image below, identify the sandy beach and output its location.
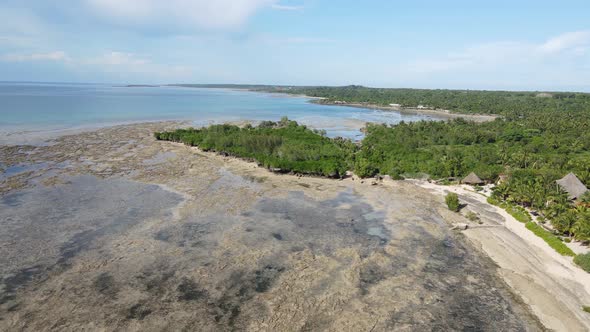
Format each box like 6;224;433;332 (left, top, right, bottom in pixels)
410;181;590;331
313;101;499;123
0;121;552;331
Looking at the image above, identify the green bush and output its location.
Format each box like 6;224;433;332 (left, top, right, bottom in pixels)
525;222;576;257
505;205;532;223
354;158;378;178
465;211;480;222
155;119;356;178
487;196;501;206
445;193;460;212
489;197;531;223
574;252;590;273
583;306;590;313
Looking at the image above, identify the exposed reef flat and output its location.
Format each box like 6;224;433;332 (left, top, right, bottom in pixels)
0;122;543;331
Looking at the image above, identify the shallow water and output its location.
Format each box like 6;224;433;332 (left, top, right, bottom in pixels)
0;162;49;180
0;82;442;144
0;173;539;330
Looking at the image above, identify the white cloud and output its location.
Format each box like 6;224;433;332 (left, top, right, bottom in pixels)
400;31;590;75
85;52;150;66
271;4;303;11
390;31;590;90
0;49;192;81
81;51;193;80
86;0;277;30
1;51;70;62
539;30;590;53
258;35;335;44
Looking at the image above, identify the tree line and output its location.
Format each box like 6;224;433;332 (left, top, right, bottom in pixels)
156;85;590;243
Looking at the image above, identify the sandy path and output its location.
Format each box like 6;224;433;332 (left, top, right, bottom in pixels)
410;180;590;331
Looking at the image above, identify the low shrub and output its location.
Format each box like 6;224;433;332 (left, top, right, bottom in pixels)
445;193;460;212
574;252;590;273
525;222;576;257
465;211;479;222
506;205;532;223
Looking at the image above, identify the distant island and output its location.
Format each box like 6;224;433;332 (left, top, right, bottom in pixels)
123;84;160;88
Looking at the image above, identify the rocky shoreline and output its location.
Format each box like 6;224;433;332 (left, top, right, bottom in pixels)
1;122;545;331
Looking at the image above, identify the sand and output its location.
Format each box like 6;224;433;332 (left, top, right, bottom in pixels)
410;180;590;331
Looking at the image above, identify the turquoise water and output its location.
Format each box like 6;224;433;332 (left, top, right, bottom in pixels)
0;82;442;143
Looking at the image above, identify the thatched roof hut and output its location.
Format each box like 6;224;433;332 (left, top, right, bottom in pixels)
462;172;484;185
556;173;588;200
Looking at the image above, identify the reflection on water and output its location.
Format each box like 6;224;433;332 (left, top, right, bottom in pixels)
0;162;49;181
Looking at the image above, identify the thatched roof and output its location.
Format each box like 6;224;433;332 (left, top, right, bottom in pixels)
462;172;484;185
556;173;588;200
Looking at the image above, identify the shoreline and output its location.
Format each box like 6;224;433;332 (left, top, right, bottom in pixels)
309;100;499;122
152;122;590;330
236;87;498;122
408;179;590;331
2;121;586;330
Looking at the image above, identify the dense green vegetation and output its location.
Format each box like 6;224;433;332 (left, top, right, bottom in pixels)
487;197;532;223
345;86;590;243
445;193;460;212
575;253;590;273
161;85;590;245
154;117;355;178
264;85;590;116
525;222;576;257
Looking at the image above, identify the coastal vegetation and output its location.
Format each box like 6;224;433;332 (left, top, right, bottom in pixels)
154;117;355;178
575;253;590;273
525;221;576;257
445;193;460;212
157;86;590;248
261;85;590;116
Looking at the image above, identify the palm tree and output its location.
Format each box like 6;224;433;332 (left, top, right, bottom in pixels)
571;212;590;241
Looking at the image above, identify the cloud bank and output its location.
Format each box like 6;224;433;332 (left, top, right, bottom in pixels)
396;30;590;90
1;51;70;62
86;0;278;30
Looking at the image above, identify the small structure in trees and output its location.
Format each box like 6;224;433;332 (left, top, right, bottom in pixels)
461;172;484;185
556;173;588;200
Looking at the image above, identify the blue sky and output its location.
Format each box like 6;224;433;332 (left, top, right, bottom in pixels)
1;0;589;91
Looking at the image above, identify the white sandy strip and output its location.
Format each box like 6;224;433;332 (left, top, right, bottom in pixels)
407;179;590;331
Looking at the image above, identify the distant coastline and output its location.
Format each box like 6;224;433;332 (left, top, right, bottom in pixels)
308;99;499;122
164;84;498;122
123;84;160;88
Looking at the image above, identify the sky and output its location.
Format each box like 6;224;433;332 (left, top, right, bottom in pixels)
0;0;589;91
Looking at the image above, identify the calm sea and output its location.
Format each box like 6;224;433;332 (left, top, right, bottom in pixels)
0;82;441;144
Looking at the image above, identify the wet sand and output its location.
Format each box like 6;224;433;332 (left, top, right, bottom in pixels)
1;122;543;331
411;181;590;331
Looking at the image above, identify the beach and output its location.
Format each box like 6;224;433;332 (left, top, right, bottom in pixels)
312;100;499;123
411;181;590;331
0;121;546;331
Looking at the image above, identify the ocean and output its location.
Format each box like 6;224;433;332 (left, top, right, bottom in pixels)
0;82;441;144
